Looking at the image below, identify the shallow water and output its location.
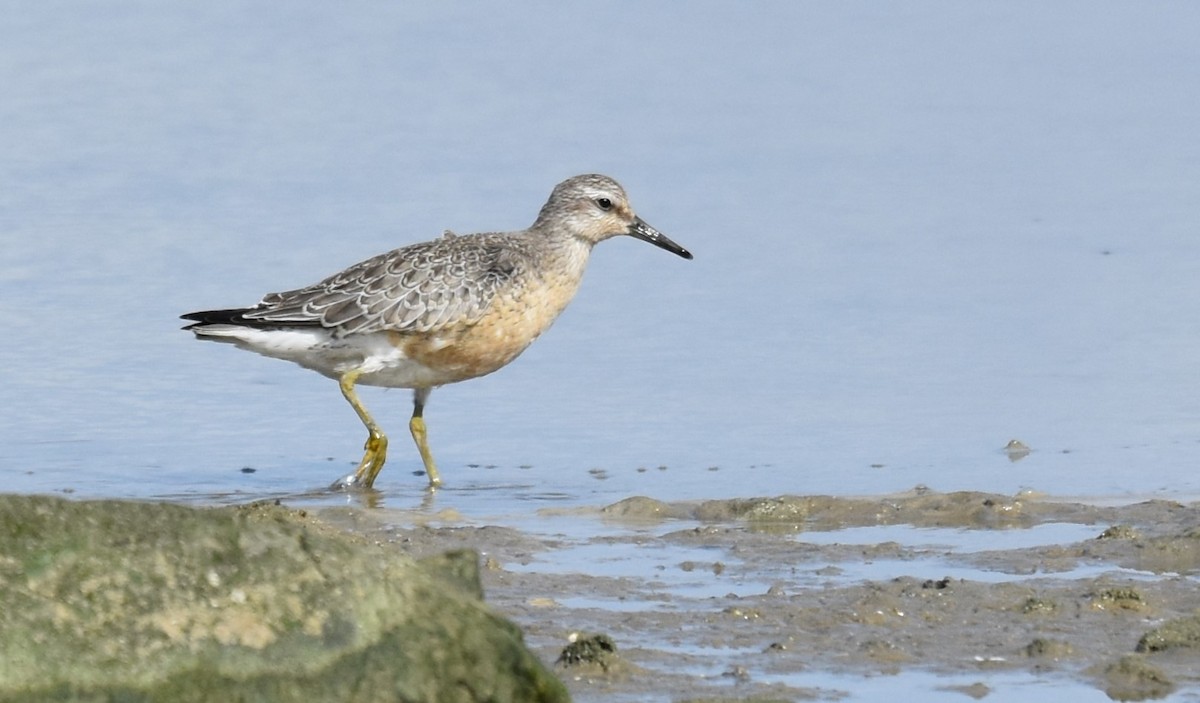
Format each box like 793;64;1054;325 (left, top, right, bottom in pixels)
346;494;1200;701
4;2;1200;505
3;2;1200;700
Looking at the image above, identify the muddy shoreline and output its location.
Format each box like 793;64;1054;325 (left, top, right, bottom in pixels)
318;490;1200;701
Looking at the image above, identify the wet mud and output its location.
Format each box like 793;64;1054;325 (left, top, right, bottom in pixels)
318;490;1200;701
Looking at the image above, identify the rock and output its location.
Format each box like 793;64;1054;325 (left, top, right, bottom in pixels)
1136;612;1200;653
1024;638;1074;660
555;633;629;678
556;633;617;669
0;495;568;703
600;496;689;520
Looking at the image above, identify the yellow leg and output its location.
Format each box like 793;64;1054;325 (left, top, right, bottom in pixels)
333;369;388;489
411;387;442;488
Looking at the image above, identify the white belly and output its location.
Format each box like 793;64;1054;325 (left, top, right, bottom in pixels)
190;325;459;388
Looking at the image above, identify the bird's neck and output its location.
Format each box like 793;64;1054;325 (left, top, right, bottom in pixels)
528;228;593;281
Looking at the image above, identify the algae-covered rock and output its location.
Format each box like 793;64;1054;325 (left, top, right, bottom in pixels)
1136;611;1200;653
694;496;817;523
0;495;569;703
556;634;617;669
555;633;631;680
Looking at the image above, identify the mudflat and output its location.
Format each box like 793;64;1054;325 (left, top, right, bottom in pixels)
319;490;1200;701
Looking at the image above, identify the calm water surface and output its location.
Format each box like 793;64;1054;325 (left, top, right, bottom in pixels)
3;3;1200;505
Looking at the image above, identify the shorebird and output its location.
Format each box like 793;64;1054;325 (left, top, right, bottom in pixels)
182;174;692;490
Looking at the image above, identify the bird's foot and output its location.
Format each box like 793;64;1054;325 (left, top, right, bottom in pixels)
330;434;388;490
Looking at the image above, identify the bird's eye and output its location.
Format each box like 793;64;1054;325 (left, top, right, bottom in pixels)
595;197;613;211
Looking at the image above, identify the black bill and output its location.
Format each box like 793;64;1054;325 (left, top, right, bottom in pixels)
626;216;694;260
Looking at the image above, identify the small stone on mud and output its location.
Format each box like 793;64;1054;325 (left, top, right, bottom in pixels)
1025;638;1074;660
557;633;620;671
1098;525;1140;540
1088;587;1146;612
1021;597;1058;615
722;606;762;620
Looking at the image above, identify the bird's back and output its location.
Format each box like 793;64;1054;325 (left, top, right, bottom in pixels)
218;230;538;337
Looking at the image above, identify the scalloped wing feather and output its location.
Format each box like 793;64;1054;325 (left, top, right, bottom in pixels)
240;234;525;337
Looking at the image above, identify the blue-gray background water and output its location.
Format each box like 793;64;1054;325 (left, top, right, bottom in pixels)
3;3;1198;505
